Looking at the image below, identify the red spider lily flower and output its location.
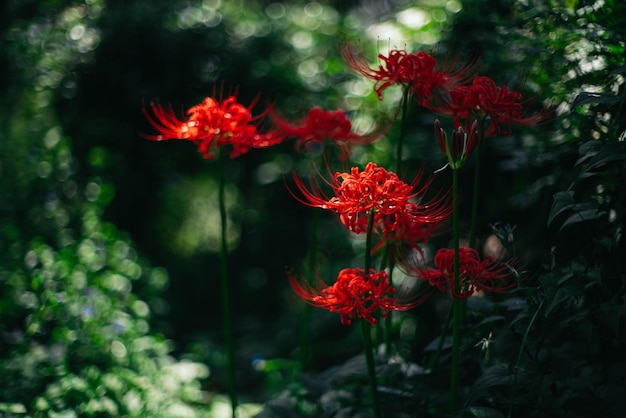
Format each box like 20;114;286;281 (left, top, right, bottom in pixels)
271;107;388;161
434;119;479;170
341;43;477;107
444;76;550;137
375;209;448;252
290;162;450;233
142;94;285;159
288;267;424;325
371;210;449;276
418;247;515;299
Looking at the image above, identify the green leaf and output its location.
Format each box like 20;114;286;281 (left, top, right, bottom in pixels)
546;287;570;315
463;406;506;418
498;297;527;311
548;191;575;227
557;271;575;286
0;403;27;414
424;335;453;352
609;64;626;77
509;309;531;328
579;143;626;172
465;364;512;404
572;91;622;107
559;208;606;232
476;315;506;327
575;141;602;166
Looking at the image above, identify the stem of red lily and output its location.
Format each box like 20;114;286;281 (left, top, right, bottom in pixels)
377;246;392;355
468;115;488;250
450;165;461;414
218;152;237;418
378;84;410;359
364;210;375;272
396;85;412;174
363;210;382;418
362;318;382;418
384;265;393;356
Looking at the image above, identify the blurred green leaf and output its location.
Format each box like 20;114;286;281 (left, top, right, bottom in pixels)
463;406;506;418
572;91;622;107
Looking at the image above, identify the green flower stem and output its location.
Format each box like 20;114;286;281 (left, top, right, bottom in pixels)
218;152;237;418
380;83;410;358
450;299;462;414
363;210;382;418
396;85;412;174
362;318;382;418
384;266;393;356
364;210;375;273
468;116;488;250
450;165;462;415
377;246;393;355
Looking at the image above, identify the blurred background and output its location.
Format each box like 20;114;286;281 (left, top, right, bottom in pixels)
1;0;624;416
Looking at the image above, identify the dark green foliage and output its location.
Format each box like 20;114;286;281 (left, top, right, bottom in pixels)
1;0;625;416
0;1;210;415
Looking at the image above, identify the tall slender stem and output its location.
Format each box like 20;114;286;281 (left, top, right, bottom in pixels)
218;152;237;418
379;84;411;357
364;210;375;273
468;116;487;249
377;246;393;354
450;166;461;414
396;85;412;174
362;318;382;418
363;210;382;418
384;266;393;356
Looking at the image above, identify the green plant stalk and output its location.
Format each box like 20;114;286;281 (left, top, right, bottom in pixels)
362;318;382;418
363;210;382;418
384;265;393;356
450;166;462;415
396;85;412;174
219;152;237;418
365;210;375;275
381;83;411;357
468;116;487;249
377;246;393;355
507;299;544;418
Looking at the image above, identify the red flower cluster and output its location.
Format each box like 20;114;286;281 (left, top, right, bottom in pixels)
342;44;476;106
444;76;549;137
142;94;285;159
289;268;419;325
290;162;449;234
271;107;387;160
418;247;515;299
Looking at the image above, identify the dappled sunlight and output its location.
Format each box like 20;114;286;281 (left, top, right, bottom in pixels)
158;176;242;256
2;0;625;416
